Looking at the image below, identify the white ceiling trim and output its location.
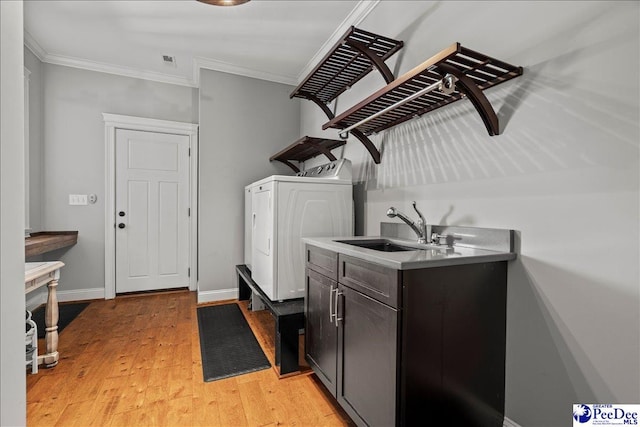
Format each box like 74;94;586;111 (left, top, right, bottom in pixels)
192;0;381;88
45;53;197;88
24;31;46;62
296;0;380;83
23;0;380;89
24;30;196;88
193;56;297;87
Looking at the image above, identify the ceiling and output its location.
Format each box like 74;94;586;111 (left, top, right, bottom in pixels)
24;0;377;87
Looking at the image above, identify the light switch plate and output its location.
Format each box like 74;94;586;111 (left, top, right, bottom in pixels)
69;194;88;205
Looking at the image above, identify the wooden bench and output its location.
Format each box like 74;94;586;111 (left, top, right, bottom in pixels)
236;265;304;376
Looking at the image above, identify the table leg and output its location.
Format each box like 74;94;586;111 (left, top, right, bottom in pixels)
43;278;59;367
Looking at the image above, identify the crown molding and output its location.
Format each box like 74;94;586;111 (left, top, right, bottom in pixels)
24;30;46;61
24;30;196;88
193;56;297;87
193;0;381;87
44;53;197;87
24;0;381;89
296;0;381;83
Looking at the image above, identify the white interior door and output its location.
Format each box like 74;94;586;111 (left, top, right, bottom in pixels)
115;128;190;293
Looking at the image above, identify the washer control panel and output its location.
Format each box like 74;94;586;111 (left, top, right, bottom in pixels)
295;159;352;180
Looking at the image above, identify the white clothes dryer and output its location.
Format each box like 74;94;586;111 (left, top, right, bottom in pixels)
246;159;353;301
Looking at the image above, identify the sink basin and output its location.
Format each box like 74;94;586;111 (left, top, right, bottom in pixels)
335;239;420;252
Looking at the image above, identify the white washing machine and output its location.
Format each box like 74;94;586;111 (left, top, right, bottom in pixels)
246;159;353;301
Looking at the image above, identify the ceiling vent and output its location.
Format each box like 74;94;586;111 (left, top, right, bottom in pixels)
162;55;176;67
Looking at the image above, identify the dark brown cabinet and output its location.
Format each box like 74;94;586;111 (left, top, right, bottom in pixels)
306;247;401;426
337;284;399;426
305;246;339;392
305;244;508;427
305;268;338;390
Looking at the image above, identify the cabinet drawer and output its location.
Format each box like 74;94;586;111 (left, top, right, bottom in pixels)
306;245;338;280
339;254;401;309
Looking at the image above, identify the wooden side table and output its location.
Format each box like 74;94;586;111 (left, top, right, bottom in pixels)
25;261;64;368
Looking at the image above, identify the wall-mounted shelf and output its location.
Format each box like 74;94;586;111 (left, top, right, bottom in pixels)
25;231;78;258
323;43;523;139
290;26;404;164
270;136;346;172
291;26;403;107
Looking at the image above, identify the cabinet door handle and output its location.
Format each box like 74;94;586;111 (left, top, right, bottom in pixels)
329;285;337;323
335;289;343;326
252;213;256;228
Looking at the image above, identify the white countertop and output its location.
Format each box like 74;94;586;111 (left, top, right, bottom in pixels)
303;236;517;270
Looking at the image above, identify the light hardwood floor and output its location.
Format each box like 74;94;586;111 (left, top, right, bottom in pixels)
27;290;353;426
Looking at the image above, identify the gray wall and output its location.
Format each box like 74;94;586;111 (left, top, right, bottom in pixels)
24;47;44;234
0;1;27;424
198;69;299;301
40;64;198;295
301;1;639;426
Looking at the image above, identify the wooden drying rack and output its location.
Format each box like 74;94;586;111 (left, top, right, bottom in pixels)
284;26;404;165
324;42;523;138
278;28;522;166
270;136;346;173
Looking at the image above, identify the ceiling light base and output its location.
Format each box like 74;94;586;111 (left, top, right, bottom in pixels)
197;0;250;6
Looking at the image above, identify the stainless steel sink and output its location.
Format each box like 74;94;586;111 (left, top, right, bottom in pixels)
334;239;421;252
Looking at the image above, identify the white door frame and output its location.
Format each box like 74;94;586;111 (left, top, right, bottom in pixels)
103;113;198;299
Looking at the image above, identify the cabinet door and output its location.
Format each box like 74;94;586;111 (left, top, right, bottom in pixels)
337;284;399;427
305;268;338;396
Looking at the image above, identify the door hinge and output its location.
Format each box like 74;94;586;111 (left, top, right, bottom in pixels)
188;268;191;277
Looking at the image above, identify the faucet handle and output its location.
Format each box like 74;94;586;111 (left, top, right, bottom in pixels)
412;201;425;222
431;233;453;246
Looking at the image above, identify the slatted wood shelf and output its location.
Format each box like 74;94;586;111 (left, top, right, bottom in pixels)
288;26;403;165
290;26;403;106
25;231;78;257
323;42;523;137
270;136;346;172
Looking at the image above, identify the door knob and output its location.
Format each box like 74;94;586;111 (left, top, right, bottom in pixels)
119;211;125;217
118;223;125;229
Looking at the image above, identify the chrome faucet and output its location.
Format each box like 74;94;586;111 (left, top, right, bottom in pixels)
386;201;431;244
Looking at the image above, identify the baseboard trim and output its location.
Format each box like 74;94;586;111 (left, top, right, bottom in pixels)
504;416;522;427
26;290;46;311
26;287;105;311
58;288;105;302
197;288;238;304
